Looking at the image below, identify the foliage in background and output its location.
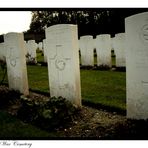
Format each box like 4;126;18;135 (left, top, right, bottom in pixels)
26;9;148;39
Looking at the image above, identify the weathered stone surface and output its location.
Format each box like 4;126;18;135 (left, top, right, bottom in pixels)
95;34;112;67
79;35;94;66
125;12;148;119
45;24;81;106
4;32;29;95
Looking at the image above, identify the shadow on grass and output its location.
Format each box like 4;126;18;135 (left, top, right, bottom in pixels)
82;100;126;115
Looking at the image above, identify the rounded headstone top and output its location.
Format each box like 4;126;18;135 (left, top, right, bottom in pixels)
96;34;111;38
28;40;36;43
96;34;111;41
115;33;125;37
4;32;23;40
115;33;125;40
125;11;148;21
80;35;93;40
46;24;77;32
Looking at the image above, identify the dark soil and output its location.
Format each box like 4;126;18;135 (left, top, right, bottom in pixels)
1;85;148;139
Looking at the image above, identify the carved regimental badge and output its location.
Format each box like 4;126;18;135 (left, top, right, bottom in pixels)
10;58;16;67
55;59;66;71
140;24;148;43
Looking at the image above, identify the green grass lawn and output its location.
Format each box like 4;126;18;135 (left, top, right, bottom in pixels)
0;64;126;111
81;70;125;110
27;65;49;93
0;110;59;139
27;65;125;110
36;50;44;62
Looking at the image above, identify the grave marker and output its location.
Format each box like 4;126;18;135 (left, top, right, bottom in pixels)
114;33;126;68
4;32;29;95
79;35;94;66
45;24;81;106
125;12;148;119
26;40;37;63
95;34;112;67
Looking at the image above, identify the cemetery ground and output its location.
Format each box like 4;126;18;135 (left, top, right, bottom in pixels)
0;52;148;139
1;64;148;139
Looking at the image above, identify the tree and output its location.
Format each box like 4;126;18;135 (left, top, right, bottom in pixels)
26;9;148;38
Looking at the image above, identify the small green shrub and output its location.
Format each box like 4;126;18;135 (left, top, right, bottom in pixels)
17;96;80;131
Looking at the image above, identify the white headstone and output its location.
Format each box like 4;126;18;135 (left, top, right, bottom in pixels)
114;33;126;67
26;40;37;63
95;34;112;67
38;42;43;51
79;35;94;66
4;32;29;95
125;12;148;119
43;39;47;63
0;42;6;62
45;24;81;106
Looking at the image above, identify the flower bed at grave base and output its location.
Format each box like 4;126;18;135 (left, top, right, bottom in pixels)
17;95;81;131
0;85;81;131
2;86;148;139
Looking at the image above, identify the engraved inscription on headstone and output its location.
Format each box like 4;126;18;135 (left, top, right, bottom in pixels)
140;24;148;43
55;59;66;70
4;32;29;95
45;24;81;106
125;12;148;119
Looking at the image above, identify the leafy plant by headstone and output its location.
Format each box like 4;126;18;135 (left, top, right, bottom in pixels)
17;96;80;131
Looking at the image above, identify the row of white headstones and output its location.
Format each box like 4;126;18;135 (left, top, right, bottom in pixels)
0;12;148;119
79;33;125;67
20;33;126;68
0;32;126;68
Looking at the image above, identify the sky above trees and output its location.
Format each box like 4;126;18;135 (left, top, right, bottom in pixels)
0;11;32;35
